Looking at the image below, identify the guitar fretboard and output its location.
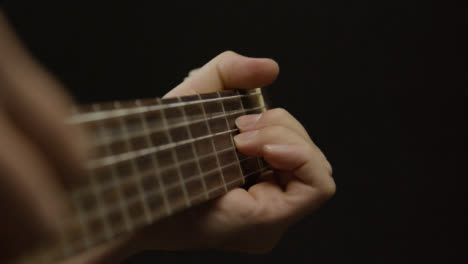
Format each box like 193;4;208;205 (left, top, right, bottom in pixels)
18;88;269;263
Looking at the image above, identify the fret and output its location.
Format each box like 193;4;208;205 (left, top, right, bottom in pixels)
229;90;248;186
212;133;234;152
220;91;244;115
136;99;171;217
199;92;224;116
177;96;209;203
236;88;254;184
118;101;152;227
71;155;266;227
86;102;264;153
91;104;132;236
218;150;243;186
68;90;263;124
89;145;236;196
158;98;191;211
216;91;245;187
240;89;265;115
181;95;206;122
33;154;266;263
209;163;270;195
197;93;228;195
207;116;229;133
236;88;267;185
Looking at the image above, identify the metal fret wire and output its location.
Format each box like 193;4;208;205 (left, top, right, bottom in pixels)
85;90;265;169
74;90;265;253
74;95;264;245
75;154;266;223
236;89;266;179
92;104;133;233
71;135;269;255
18;90;267;264
21;90;268;264
69;170;103;251
115;101;153;226
197;93;228;192
219;90;246;185
87;126;244;169
157;98;191;207
176;97;209;200
88;97;264;147
68;91;261;124
24;162;269;264
42;164;269;264
136;99;171;215
78;145;235;195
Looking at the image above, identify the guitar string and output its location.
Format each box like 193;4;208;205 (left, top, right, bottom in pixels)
75;145;260;206
35;164;270;264
88;104;264;151
87;127;242;169
71;90;246;116
85;90;264;169
72;91;265;250
176;96;209;200
74;155;270;223
68;91;261;124
20;90;266;263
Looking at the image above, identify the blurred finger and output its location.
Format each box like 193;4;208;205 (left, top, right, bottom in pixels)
0;112;68;260
0;13;87;186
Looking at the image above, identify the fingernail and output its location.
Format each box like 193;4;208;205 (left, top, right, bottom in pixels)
234;130;259;145
235;114;261;129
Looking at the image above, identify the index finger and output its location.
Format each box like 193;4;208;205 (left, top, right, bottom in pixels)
164;51;279;97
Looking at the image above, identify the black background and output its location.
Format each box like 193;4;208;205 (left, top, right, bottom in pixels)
2;1;467;263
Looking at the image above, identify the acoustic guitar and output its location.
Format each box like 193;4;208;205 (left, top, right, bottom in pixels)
16;88;270;263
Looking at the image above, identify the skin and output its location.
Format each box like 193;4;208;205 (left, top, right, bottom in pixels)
0;11;335;264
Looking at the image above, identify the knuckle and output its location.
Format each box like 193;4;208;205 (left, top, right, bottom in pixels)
325;160;333;176
219;50;238;59
251;199;289;227
321;179;336;200
266;108;291;120
249;203;274;225
236;201;258;221
260;124;290;138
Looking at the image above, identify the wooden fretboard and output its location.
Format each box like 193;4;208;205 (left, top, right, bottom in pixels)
17;88;270;263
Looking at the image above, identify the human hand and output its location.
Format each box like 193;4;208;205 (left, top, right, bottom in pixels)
129;51;336;253
0;10;335;262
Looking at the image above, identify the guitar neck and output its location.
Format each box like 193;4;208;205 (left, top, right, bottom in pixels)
18;88;270;263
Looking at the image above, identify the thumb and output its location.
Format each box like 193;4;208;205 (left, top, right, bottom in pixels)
164;51;279;97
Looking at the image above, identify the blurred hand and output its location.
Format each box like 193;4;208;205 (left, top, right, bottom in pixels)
129;51;335;253
0;11;87;261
